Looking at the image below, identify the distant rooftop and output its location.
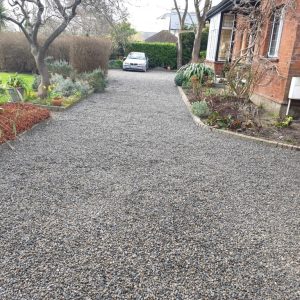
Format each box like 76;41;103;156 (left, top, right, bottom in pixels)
159;10;198;31
145;30;177;43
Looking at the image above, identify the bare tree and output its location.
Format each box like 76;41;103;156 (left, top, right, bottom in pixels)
174;0;188;68
71;0;128;36
0;0;6;30
191;0;211;62
2;0;82;98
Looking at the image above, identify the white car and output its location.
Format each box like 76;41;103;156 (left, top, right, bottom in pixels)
123;52;149;72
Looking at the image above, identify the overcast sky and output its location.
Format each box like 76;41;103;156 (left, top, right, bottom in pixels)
126;0;196;32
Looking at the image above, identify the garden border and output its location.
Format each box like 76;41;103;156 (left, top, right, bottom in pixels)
32;91;94;112
178;86;300;151
0;117;51;150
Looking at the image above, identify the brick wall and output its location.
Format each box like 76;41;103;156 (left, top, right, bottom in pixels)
204;60;224;76
231;0;300;108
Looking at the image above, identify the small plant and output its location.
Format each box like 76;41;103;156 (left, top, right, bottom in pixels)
275;116;293;128
32;75;41;91
108;59;123;69
199;51;206;60
82;69;106;93
6;74;27;89
207;112;233;129
190;75;201;96
191;101;210;118
51;74;90;97
182;63;214;84
204;88;218;98
46;59;74;78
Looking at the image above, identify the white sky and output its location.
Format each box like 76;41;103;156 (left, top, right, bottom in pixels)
126;0;196;32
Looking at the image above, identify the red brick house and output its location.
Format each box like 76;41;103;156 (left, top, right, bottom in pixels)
205;0;300;116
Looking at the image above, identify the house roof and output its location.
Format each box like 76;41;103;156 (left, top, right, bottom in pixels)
170;11;198;30
206;0;236;19
145;30;177;43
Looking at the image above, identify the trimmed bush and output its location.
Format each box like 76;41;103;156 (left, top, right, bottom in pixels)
0;33;112;73
69;36;112;73
174;72;185;86
126;42;177;69
0;32;36;73
191;101;210;117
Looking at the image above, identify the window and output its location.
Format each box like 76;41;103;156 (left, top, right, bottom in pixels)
217;14;235;61
268;8;284;58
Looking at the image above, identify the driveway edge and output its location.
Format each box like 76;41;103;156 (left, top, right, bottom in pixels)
0;117;52;150
178;86;300;151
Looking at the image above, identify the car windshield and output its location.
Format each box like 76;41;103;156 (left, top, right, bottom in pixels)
128;53;145;60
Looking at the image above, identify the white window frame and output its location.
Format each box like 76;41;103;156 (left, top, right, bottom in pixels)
268;8;284;58
217;13;235;62
206;13;221;61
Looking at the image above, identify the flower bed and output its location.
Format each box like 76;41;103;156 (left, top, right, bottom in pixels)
0;103;50;144
182;86;300;146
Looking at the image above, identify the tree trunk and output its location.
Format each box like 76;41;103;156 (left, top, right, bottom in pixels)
34;53;50;99
177;33;183;69
192;23;204;62
192;0;211;63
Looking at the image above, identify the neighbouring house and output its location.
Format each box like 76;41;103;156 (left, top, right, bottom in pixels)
132;32;157;42
159;10;198;37
205;0;300;116
145;30;178;43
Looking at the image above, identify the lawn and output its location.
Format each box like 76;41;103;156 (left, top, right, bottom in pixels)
0;72;35;104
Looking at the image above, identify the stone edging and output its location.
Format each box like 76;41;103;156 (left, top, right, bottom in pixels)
32;90;94;112
0;118;51;150
177;86;300;152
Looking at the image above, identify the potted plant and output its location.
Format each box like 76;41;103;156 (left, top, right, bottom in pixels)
6;74;27;102
50;92;64;106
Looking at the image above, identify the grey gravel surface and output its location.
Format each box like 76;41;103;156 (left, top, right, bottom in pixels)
0;69;299;299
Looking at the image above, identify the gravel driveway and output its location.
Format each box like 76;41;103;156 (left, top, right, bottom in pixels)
0;69;299;299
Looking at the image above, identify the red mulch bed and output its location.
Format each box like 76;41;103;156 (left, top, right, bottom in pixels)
0;103;50;144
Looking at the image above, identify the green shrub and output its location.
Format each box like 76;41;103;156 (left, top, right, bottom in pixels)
200;28;209;51
82;69;106;93
191;101;210;117
126;42;177;69
181;63;214;83
275;116;293;128
51;74;90;97
181;32;195;65
32;75;41;91
108;59;123;69
207;112;233;129
200;51;207;59
6;74;27;89
174;72;185;86
46;59;74;78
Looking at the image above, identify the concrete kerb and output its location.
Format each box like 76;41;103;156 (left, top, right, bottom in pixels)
177;86;300;152
0;117;52;150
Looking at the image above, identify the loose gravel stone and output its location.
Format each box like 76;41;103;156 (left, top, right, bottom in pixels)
0;70;299;299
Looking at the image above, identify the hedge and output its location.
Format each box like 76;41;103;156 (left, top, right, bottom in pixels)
181;32;195;65
126;42;177;69
181;30;209;65
0;32;112;73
